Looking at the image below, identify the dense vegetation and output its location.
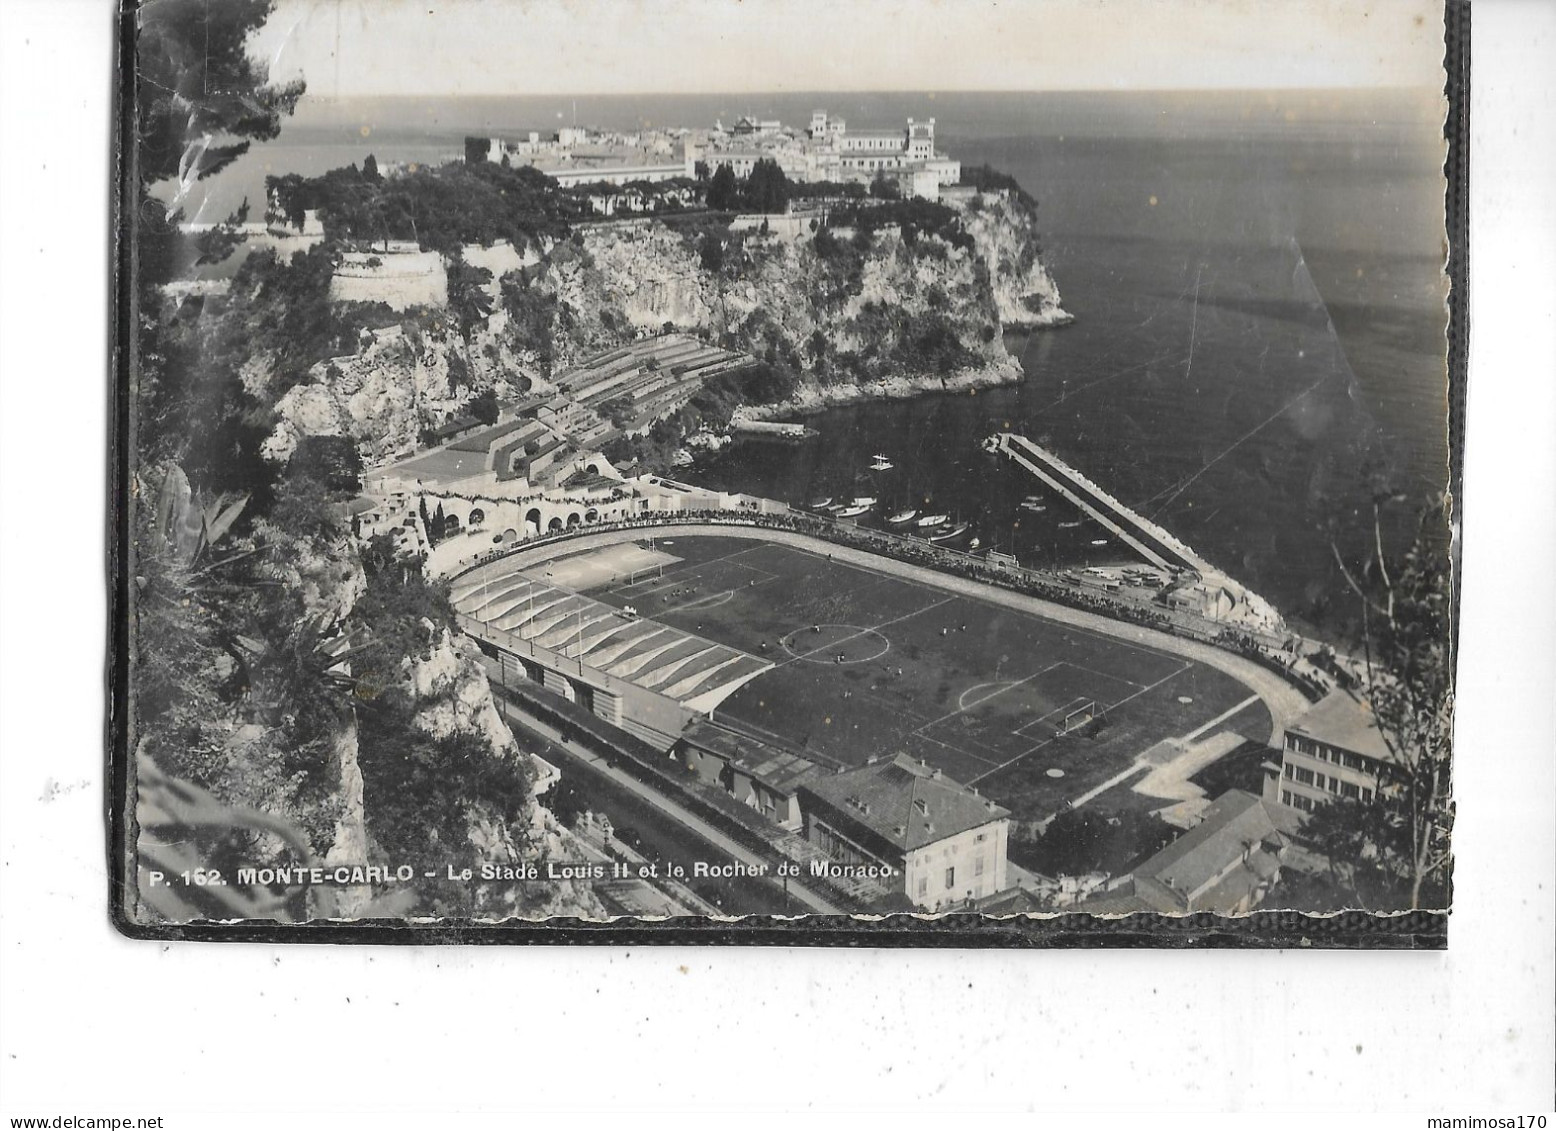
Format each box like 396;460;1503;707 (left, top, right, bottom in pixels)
959;163;1040;212
350;536;538;907
824;198;975;253
705;158;793;214
1008;808;1178;879
267;160;589;252
130;3;578;917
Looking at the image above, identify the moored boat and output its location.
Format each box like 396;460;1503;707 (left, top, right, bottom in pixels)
1089;538;1109;547
850;495;877;507
1058;520;1082;529
837;503;870;518
887;508;918;525
916;513;949;528
929;522;970;543
808;496;833;509
870;454;894;471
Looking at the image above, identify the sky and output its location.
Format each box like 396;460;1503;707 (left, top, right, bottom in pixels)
248;0;1448;98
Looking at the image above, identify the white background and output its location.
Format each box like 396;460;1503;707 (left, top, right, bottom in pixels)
1;0;1551;1120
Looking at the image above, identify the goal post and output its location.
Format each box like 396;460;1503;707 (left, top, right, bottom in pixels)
1058;698;1098;735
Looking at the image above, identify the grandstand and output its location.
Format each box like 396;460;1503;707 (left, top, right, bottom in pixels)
452;560;775;731
556;334;754;430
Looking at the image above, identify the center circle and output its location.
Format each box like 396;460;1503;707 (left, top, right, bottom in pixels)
779;624;891;665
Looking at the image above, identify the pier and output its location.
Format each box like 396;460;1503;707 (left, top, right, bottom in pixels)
995;433;1210;573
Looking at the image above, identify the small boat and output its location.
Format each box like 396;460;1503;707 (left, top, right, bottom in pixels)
808;496;833;509
1023;495;1043;503
850;495;877;507
822;501;846;513
917;513;949;528
837;504;870;518
1089;538;1109;547
870;454;894;471
1019;502;1047;513
1058;520;1083;529
968;537;982;550
887;509;918;525
929;523;970;543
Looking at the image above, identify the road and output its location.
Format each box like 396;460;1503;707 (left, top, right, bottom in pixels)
495;695;846;915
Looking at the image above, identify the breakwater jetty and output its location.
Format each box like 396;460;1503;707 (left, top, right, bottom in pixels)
993;433;1210;573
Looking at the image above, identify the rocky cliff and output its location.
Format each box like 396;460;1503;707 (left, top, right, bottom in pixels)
263;191;1067;467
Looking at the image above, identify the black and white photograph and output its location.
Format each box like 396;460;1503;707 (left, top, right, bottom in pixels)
114;0;1460;939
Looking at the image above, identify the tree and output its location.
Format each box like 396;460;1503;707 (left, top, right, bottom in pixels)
870;171;901;200
465;136;491;165
445;250;495;358
706;164;740;211
1327;499;1456;910
133;1;304;496
287;435;362;493
362;153;380;182
136;0;306;192
744;159;791;214
467;388;500;425
697;232;725;274
1013;807;1176;878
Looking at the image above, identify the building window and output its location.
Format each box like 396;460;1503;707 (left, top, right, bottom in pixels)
1283;763;1294;780
1281;790;1292;806
1340;781;1360;799
1362;787;1374;802
975;833;987;844
945;866;955;890
1293;767;1315;786
974;856;985;877
917;876;928;898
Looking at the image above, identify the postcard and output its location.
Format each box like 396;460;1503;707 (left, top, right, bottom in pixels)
113;0;1463;944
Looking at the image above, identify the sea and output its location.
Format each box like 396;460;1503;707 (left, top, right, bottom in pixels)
178;89;1451;637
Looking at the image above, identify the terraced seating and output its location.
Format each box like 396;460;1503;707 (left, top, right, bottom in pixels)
448;419;526;453
453;562;774;708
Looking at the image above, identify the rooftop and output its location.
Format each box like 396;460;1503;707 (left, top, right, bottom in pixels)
1287;692;1397;763
1071;789;1297;916
1132;789;1296;911
798;753;1008;853
679;718;822;793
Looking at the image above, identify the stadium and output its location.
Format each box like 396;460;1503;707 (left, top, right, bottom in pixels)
451;525;1292;828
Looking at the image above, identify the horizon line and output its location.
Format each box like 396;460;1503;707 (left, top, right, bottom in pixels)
289;84;1445;101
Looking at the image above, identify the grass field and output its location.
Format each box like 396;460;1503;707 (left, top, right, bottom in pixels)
575;536;1272;823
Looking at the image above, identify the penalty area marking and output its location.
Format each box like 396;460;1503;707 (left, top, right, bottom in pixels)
662;588;739;615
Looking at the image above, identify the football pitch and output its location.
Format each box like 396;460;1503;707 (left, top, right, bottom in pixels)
576;536;1272;822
